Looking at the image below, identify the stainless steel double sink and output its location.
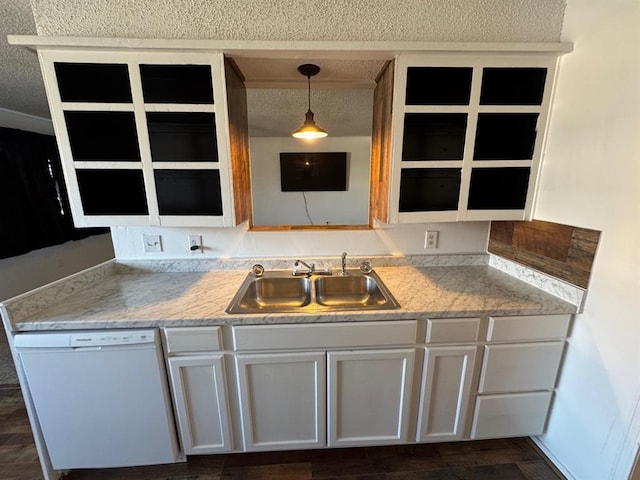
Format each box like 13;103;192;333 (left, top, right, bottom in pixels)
226;269;400;314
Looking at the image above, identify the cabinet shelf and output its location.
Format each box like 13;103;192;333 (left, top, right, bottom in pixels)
146;112;219;163
140;64;214;104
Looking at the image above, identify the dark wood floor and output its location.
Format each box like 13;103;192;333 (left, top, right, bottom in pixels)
0;386;565;480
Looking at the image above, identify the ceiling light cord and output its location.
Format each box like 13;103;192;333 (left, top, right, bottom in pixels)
306;74;311;111
292;63;328;139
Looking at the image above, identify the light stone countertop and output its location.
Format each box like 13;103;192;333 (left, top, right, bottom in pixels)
3;263;578;331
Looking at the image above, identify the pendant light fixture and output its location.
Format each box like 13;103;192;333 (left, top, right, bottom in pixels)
292;63;328;139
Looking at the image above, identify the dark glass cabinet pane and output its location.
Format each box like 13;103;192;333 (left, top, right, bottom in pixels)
473;113;538;160
65;111;140;161
480;68;547;105
155;170;223;215
55;63;132;103
76;169;148;215
406;67;472;105
147;113;218;162
140;65;214;104
468;167;530;210
402;114;467;161
399;169;461;212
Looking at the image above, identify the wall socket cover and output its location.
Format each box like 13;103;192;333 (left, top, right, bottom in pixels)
424;230;439;249
189;234;203;253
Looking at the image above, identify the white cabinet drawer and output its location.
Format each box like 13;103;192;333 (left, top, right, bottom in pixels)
487;315;571;342
233;321;417;351
426;318;480;343
478;342;564;393
471;392;553;439
163;327;223;353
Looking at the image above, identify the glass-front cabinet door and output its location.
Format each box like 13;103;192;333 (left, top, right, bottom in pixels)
388;53;558;223
40;50;239;227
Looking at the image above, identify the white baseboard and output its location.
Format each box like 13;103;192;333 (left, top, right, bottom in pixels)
532;436;576;480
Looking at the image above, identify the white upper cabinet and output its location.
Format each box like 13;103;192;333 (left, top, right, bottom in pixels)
15;37;570;229
38;49;251;228
383;52;560;223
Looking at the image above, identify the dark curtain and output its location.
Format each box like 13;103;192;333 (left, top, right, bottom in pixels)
0;126;106;259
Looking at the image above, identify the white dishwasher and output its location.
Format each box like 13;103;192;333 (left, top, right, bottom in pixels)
15;329;183;470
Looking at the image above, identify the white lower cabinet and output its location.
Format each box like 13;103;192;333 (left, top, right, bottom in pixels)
470;314;570;440
232;322;417;451
471;391;553;439
327;349;415;447
416;346;477;442
235;352;326;451
469;342;563;439
478;342;565;393
166;354;233;454
163;315;571;457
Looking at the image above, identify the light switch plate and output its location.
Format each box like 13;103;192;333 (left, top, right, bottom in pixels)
143;234;162;253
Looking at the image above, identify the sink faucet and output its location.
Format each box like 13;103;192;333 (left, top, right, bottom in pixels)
340;252;348;276
293;259;315;276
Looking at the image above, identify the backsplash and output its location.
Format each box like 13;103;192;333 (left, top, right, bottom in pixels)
110;221;491;259
488;220;600;289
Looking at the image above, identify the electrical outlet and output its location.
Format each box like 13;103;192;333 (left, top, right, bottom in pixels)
189;234;203;254
424;230;439;249
143;234;162;253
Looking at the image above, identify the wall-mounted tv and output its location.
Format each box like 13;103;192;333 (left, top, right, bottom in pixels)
280;152;348;192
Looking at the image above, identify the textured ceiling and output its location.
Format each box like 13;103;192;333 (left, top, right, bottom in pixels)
239;58;382;137
0;0;49;118
2;0;566;135
30;0;565;42
248;88;374;137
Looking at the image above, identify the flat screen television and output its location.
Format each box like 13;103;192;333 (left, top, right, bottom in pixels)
280;152;348;192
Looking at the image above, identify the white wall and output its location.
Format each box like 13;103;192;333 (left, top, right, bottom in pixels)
250;136;371;226
0;234;115;301
110;222;490;259
534;1;640;479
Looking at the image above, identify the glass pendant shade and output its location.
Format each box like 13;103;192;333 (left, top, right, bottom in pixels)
292;63;328;139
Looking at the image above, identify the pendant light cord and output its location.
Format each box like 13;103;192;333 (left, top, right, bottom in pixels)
306;74;311;112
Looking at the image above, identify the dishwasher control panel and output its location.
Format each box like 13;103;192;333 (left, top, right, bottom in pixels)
70;331;155;347
14;329;157;348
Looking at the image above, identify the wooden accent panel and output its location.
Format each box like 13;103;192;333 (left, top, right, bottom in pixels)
369;60;394;224
489;220;600;288
224;57;252;226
